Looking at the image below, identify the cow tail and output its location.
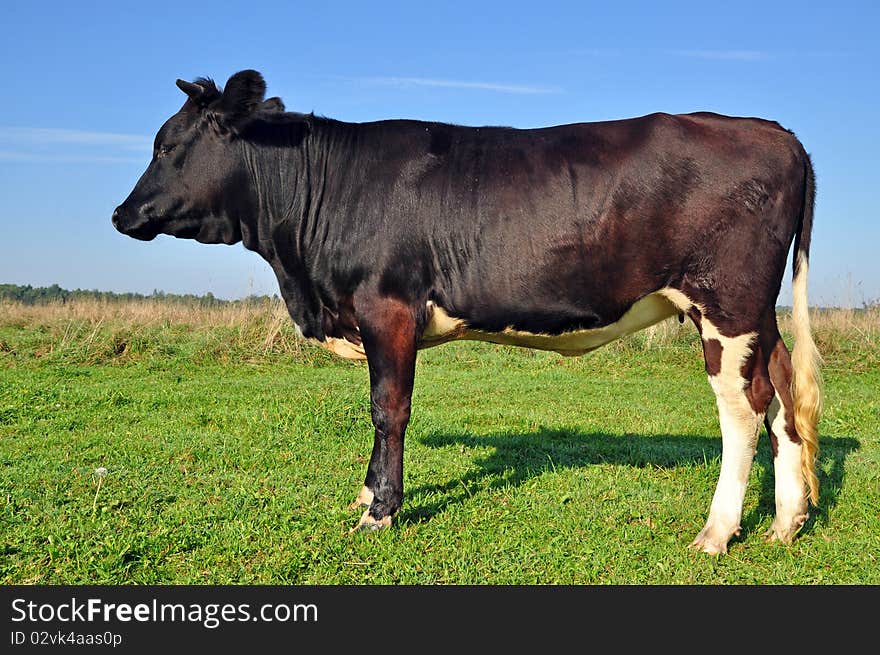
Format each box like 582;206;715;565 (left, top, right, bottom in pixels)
791;152;822;506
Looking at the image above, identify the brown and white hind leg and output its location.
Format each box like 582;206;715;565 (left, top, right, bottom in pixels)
691;322;775;554
764;337;809;542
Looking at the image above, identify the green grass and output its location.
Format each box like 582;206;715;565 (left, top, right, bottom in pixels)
1;303;878;584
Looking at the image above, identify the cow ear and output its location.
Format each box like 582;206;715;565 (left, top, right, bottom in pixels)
213;69;267;131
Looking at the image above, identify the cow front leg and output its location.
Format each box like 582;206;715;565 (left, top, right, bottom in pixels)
348;484;374;510
348;421;387;510
347;435;383;518
349;295;418;533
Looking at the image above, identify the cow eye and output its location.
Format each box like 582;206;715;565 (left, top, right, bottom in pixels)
157;144;176;158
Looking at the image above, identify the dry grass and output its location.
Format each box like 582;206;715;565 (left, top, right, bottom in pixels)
641;306;879;354
803;306;880;350
1;298;878;367
1;296;286;327
0;297;312;365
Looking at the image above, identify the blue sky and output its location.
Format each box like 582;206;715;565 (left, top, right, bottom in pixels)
1;1;878;306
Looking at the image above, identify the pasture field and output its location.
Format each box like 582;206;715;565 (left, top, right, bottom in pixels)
0;298;877;584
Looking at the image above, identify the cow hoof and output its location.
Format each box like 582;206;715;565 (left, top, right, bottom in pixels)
764;513;809;543
348;509;392;534
348;485;375;511
689;524;740;555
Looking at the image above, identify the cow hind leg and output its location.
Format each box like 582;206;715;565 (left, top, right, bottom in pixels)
764;336;810;542
691;319;775;555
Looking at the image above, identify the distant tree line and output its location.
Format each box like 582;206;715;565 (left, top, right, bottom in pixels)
0;283;276;306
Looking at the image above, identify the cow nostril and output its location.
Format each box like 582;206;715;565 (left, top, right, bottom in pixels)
112;208;121;228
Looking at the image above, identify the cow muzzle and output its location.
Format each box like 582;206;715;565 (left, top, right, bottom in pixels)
112;205;158;241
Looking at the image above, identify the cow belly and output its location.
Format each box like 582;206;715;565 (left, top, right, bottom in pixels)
420;292;679;355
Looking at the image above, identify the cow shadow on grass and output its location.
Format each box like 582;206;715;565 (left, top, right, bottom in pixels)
403;429;859;542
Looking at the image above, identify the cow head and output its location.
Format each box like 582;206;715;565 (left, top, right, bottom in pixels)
112;70;273;244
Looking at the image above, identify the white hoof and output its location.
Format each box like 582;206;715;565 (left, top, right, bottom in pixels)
689;523;741;555
349;509;392;534
764;513;808;543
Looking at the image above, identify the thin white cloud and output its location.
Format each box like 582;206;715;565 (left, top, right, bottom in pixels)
0;126;152;151
354;76;561;95
667;49;768;61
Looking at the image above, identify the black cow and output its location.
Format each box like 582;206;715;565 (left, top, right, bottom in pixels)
114;70;822;554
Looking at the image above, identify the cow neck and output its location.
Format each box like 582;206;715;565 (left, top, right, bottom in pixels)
296;119;364;331
297;118;359;255
237;126;305;252
239;115;359;341
229;118;312;337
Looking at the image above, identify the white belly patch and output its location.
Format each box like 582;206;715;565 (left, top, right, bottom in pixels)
308;291;680;360
420;291;680;356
